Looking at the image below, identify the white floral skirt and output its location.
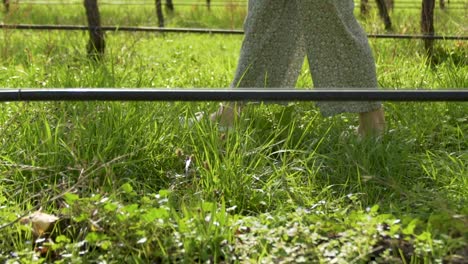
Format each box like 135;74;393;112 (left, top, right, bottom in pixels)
231;0;382;116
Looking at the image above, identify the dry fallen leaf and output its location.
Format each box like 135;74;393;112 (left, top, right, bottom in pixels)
20;211;59;237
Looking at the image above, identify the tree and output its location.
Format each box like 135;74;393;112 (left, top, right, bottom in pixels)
84;0;105;60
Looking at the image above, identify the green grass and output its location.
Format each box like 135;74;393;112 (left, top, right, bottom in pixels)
0;1;467;263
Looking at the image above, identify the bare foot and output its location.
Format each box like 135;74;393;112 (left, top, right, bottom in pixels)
209;103;240;128
358;107;386;138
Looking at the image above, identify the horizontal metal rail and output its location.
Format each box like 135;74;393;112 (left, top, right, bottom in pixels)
1;24;467;40
0;89;466;102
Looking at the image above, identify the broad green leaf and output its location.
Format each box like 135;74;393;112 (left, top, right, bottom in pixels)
63;193;80;205
120;183;134;194
142;208;169;222
158;189;171;198
403;219;419;235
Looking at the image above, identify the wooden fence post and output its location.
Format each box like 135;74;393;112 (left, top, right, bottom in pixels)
155;0;164;27
360;0;370;15
361;0;392;30
84;0;105;60
376;0;392;30
166;0;174;12
421;0;435;56
439;0;446;9
3;0;9;12
387;0;394;10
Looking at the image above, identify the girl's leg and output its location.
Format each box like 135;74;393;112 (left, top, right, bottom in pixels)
211;0;305;126
231;0;305;88
297;0;383;117
297;0;385;136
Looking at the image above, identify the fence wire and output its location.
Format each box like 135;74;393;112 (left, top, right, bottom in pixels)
2;0;468;10
1;24;467;40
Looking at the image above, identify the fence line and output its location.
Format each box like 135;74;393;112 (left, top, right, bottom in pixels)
1;24;467;40
7;0;468;5
0;89;466;102
5;2;467;10
2;0;467;11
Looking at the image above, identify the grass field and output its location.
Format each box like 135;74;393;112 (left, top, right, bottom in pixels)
0;1;467;263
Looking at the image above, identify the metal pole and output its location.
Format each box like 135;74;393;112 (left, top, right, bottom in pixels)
0;89;466;102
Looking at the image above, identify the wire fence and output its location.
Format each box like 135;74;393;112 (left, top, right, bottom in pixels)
2;0;465;61
1;2;465;103
1;89;467;102
6;0;468;9
1;24;467;40
2;1;465;35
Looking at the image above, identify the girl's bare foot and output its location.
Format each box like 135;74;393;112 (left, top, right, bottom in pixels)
209;103;240;128
358;107;386;138
210;104;385;138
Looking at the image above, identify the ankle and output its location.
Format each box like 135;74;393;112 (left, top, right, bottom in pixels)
210;103;241;127
358;107;386;137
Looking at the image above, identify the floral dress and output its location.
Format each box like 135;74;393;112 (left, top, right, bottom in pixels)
231;0;382;116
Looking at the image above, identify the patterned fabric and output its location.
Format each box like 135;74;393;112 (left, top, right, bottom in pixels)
231;0;382;116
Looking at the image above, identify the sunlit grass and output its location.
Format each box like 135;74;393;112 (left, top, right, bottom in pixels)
0;1;467;263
